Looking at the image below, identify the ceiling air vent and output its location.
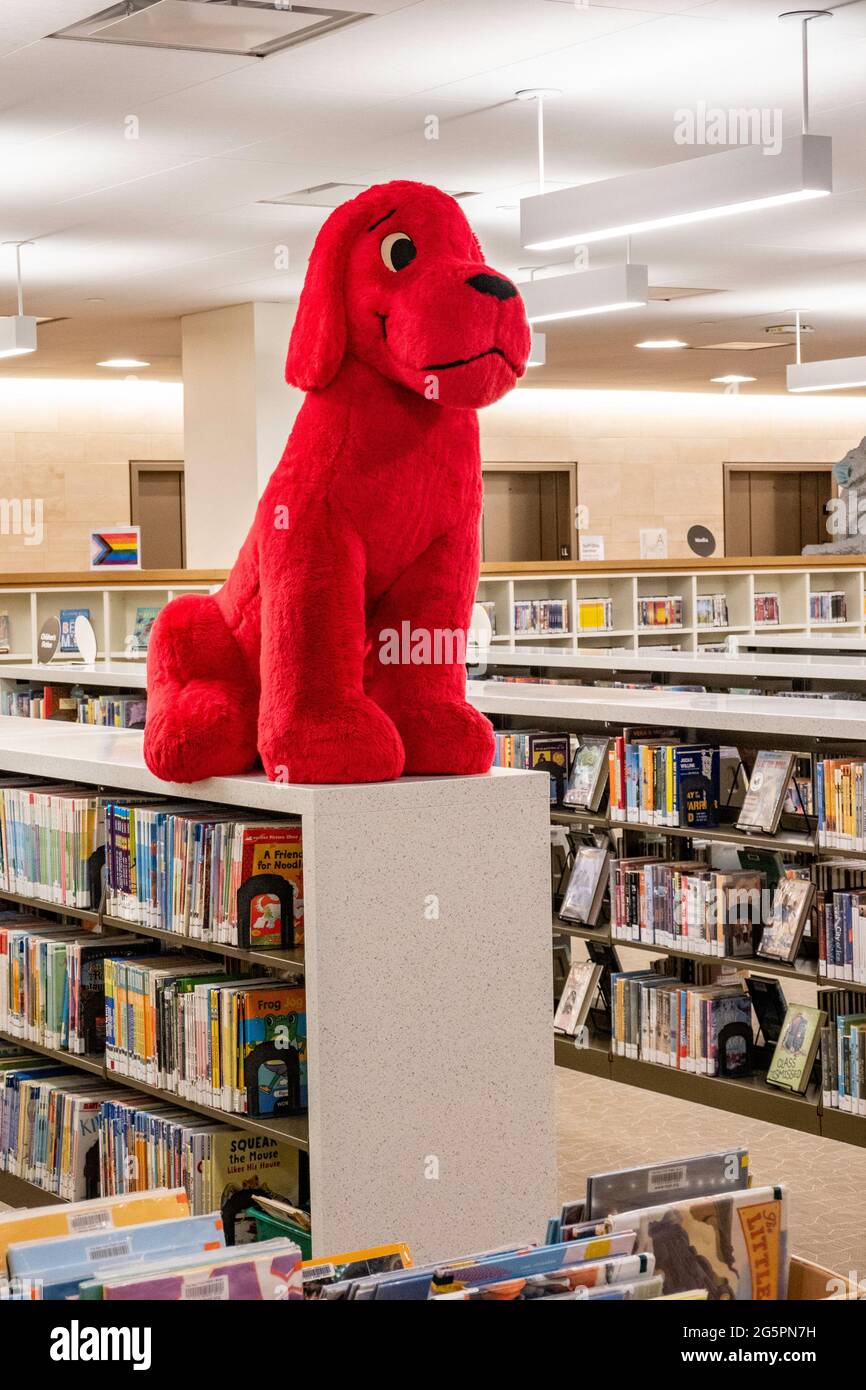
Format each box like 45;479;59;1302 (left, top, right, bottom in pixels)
259;184;479;207
51;1;370;59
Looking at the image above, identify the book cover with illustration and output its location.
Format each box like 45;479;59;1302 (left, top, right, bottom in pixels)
564;738;610;811
608;1185;788;1300
242;985;307;1116
553;960;602;1037
239;824;304;947
132;605;161;652
737;751;796;834
767;1004;827;1094
758;875;815;962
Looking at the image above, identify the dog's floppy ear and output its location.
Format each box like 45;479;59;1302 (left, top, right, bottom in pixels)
285;197;362;392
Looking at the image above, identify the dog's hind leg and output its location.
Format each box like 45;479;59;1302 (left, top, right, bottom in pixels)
143;592;260;782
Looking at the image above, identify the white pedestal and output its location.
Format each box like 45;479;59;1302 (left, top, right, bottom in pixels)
0;721;555;1265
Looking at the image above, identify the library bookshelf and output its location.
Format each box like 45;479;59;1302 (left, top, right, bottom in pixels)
468;675;866;1150
477;554;866;652
0;721;555;1262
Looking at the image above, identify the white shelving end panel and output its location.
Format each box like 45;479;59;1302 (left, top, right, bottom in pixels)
302;767;555;1260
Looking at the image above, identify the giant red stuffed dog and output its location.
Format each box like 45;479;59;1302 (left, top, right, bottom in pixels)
143;181;530;784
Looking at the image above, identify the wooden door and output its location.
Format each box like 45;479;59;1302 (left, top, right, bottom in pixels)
724;466;833;556
130;463;186;568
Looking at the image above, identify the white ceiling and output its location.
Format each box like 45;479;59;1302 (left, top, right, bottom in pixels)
3;0;866;390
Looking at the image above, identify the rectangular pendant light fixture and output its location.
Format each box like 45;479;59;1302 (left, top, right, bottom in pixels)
0;316;37;359
520;263;648;324
520;134;832;251
787;356;866;393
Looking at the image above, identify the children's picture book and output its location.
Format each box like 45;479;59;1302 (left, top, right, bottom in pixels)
767;1003;827;1094
0;1188;190;1270
757;875;815;962
606;1185;789;1299
563;737;610;812
242;984;307;1116
301;1244;412;1298
131;605;161;653
59;607;90;655
553;960;602;1037
237;823;304;948
584;1148;750;1220
82;1238;303;1301
737;751;796;834
558;845;609;926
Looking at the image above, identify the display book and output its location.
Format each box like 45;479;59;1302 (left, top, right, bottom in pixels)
0;1042;304;1221
493;729;570;804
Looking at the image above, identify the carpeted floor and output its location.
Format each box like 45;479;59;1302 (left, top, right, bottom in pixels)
556;1066;866;1278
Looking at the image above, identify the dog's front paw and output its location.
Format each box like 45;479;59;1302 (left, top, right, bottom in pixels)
260;698;405;784
387;700;494;776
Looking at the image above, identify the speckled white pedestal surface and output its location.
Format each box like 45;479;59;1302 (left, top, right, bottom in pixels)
301;769;555;1261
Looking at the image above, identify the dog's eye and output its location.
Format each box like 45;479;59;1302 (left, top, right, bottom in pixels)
380;232;417;272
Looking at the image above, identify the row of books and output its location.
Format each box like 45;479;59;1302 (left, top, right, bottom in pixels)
0;780;102;908
0;1187;303;1301
816;757;866;850
610;966;825;1093
105;799;304;948
695;592;729;627
608;736;720;828
103;959;307;1117
513;599;569;633
0;915;157;1054
0;1044;301;1215
1;684;147;728
818;888;866;984
637;595;683;628
576;597;614;631
493;730;569;804
810;589;848;623
754;591;781;624
609;860;814;963
821;990;866;1114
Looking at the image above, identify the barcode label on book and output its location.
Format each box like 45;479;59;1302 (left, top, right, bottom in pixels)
648;1164;688;1192
69;1209;111;1234
302;1262;336;1283
87;1239;131;1262
181;1276;229;1300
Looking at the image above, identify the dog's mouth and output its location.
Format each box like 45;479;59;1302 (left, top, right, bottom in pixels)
422;346;515;372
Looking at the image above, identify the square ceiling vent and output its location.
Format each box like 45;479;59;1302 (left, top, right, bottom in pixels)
52;1;370;59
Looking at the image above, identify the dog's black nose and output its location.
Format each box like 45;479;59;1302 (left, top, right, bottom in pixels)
466;272;518;301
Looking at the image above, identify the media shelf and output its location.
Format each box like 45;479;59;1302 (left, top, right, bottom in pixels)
0;720;554;1261
479;672;866;1150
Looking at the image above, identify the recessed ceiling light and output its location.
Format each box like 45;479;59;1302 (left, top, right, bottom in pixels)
97;358;150;369
711;374;756;384
636;339;688;349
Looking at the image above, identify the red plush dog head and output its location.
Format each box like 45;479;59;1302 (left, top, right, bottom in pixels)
286;181;530;408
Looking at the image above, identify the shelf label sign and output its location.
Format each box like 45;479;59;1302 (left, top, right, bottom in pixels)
37;616;60;664
688;524;716;557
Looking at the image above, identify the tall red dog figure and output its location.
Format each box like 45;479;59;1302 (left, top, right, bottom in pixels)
143;181;531;784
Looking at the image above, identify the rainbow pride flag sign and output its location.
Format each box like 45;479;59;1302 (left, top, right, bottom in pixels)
90;526;141;570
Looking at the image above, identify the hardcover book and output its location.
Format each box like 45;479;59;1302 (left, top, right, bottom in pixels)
558;845;609;926
766;1004;827;1094
564;737;610;812
757;875;815;962
584;1147;750;1220
553;960;602;1037
606;1185;789;1300
59;608;90;656
737;751;796;834
674;746;719;829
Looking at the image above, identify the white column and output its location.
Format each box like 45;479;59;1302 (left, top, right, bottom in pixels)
181;302;301;568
